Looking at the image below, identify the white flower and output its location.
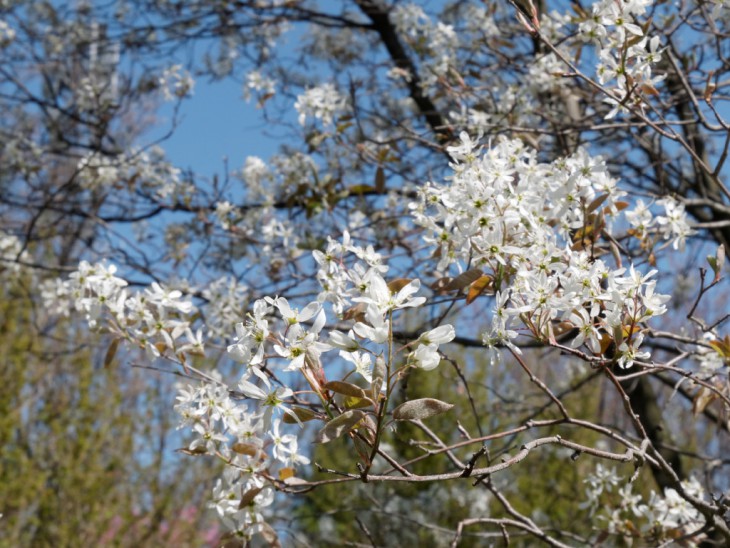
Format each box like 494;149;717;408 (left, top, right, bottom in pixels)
340;350;373;383
417;325;455;346
294;83;347;126
353;273;426;313
565;308;602;353
266;296;320;325
411;343;441;371
328;330;360;352
237;368;298;428
273;310;331;371
243;70;276;101
158;64;195;101
145;282;194;314
353;304;390;344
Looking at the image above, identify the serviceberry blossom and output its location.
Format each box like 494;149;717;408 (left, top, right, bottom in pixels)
353;304;391;344
237;368;297;428
413;133;683;367
0;20;15;46
390;3;457;88
410;325;456;371
158;64;195;101
354;272;426;313
581;464;709;542
340;350;374;383
575;0;667;119
294;83;347;126
0;230;29;278
201;276;248;338
243;70;276;102
44;261;202;360
272;313;331;371
580;464;622;513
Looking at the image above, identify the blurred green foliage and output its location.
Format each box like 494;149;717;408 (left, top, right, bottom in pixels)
294;342;657;546
0;277;223;547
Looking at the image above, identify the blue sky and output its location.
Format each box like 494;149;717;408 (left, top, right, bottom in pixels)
156;79;279;179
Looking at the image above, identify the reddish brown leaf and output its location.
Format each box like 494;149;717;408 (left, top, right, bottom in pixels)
239;487;263;509
444;269;483;291
324;381;367;399
387;278;413;293
282;406;318;424
374;166;385;193
466;275;493;304
278;467;295;480
587;193;608;214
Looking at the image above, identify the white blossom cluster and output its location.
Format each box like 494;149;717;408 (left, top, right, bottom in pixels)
218;152;335;264
243;70;276;103
157;64;195;101
411;133;692;367
581;464;707;542
0;230;29;279
40;261;200;360
174;379;297;539
294;83;347;127
201;276;249;338
213;200;237;230
390;3;457;88
241;155;272;199
75;146;187;199
169;236;456;539
578;0;665;119
76;153;120;188
626;197;695;251
694;332;728;375
0;19;15;46
47;237;456;541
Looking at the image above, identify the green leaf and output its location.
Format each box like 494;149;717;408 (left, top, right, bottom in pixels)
392;398;454;421
708;244;725;283
343;396;373;409
348;184;376;194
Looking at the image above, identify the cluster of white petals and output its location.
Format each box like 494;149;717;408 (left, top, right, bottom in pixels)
294;83;347;127
0;231;29;279
158;64;195;101
41;261;198;360
76;146;184;197
578;0;665;119
391;3;457;88
243;70;276;102
581;465;707;541
412;133;687;368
